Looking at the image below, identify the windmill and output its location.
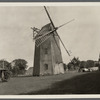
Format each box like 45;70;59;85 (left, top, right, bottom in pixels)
32;6;74;76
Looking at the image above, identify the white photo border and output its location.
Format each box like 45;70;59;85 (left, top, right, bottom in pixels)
0;2;100;99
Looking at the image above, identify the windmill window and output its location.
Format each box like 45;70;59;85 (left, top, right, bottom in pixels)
44;48;48;54
44;64;48;70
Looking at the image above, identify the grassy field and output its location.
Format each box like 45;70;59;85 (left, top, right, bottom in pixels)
0;71;83;95
25;71;100;94
0;71;100;95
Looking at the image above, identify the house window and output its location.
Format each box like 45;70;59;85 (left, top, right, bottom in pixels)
44;48;48;54
44;64;48;70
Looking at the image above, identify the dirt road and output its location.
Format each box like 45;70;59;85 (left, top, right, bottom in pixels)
0;72;84;95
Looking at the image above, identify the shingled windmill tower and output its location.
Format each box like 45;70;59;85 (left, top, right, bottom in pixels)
32;7;74;76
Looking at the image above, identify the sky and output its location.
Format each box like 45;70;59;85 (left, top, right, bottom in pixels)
0;5;100;67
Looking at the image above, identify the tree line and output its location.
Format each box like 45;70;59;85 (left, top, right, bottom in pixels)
66;57;99;71
0;57;99;76
0;59;28;76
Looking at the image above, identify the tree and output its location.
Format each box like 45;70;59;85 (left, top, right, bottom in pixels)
63;63;68;71
67;63;74;70
79;61;86;68
67;57;80;70
0;60;11;70
94;61;99;67
11;59;28;76
85;60;94;68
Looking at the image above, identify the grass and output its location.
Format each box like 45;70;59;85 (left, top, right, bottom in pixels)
0;71;83;95
23;72;100;94
0;71;100;95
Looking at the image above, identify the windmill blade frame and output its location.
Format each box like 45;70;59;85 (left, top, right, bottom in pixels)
34;28;56;41
35;19;74;41
43;6;71;57
56;32;70;56
35;34;51;47
52;35;62;54
57;19;75;29
44;6;55;28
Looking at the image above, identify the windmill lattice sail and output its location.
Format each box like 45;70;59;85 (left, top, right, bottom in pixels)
35;23;53;47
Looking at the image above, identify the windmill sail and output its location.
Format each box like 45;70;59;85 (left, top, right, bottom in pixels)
44;6;71;57
35;23;53;47
44;6;55;28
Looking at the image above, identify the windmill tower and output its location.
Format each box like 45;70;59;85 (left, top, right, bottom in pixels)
32;7;74;76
